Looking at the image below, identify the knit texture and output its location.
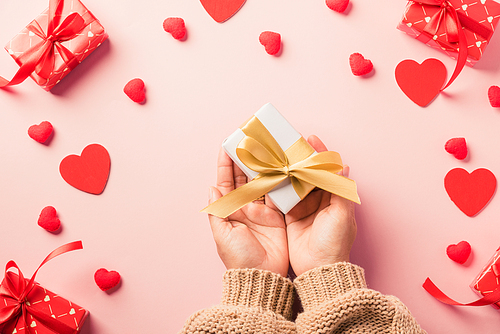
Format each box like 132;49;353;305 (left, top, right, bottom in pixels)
179;263;426;333
179;268;296;333
294;262;426;334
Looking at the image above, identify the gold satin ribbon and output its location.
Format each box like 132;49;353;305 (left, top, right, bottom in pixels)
202;116;360;218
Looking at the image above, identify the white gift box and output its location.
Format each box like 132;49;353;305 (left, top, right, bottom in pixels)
222;103;316;214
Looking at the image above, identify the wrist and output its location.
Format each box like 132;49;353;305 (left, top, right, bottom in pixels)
294;262;366;311
221;268;295;320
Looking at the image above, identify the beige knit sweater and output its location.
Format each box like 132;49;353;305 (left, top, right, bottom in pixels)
180;262;426;333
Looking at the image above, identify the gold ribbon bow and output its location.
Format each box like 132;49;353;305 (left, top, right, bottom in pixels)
202;116;360;218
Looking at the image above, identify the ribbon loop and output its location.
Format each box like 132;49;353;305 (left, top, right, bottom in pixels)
202;116;360;218
423;277;500;306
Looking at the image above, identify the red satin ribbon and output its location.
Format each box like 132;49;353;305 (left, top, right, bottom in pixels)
0;0;86;88
423;277;500;306
416;0;492;90
0;241;83;334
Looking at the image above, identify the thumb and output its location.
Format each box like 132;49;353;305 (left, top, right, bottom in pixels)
208;185;222;204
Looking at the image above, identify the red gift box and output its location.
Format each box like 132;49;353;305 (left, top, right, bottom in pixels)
471;247;500;309
2;0;107;91
0;242;87;334
397;0;500;66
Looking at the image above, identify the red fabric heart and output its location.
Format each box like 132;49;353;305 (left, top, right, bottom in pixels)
59;144;110;195
444;168;496;217
326;0;349;13
124;78;146;103
259;31;281;55
349;53;373;76
28;121;53;144
446;241;471;264
445;137;467;160
200;0;246;23
37;206;61;232
488;85;500;108
395;59;447;107
163;17;187;40
94;268;121;291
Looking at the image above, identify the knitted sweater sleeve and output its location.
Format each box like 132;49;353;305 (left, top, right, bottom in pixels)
294;262;427;334
179;268;296;334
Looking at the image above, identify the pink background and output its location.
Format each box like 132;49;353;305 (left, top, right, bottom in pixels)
1;0;500;332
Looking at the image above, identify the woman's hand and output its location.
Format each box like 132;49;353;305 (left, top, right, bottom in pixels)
285;135;357;277
207;149;289;277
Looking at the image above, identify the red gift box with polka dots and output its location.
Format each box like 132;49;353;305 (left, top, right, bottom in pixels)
471;247;500;309
0;271;88;333
397;0;500;66
4;0;107;91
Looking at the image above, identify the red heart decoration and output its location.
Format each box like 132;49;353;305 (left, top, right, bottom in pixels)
37;206;61;232
445;137;467;160
59;144;110;195
444;168;496;217
163;17;187;40
28;121;53;144
349;53;373;76
94;268;121;291
446;241;471;264
395;58;447;107
488;85;500;107
200;0;246;23
326;0;349;13
259;31;281;55
124;78;146;103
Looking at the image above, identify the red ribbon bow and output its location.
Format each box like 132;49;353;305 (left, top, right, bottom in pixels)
415;0;493;90
0;0;87;88
0;241;83;334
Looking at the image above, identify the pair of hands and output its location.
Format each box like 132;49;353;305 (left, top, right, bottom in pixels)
208;135;357;278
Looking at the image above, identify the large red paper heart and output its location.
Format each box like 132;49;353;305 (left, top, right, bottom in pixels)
395;58;447;107
200;0;246;23
59;144;110;195
444;168;496;217
94;268;121;291
446;241;471;264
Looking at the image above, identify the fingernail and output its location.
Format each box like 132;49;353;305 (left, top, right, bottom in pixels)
208;187;213;199
343;165;350;178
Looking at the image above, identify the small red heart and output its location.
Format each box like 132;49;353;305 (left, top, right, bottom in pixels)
259;31;281;55
444;168;496;217
124;78;146;103
200;0;246;23
446;241;471;264
28;121;53;144
37;206;61;232
326;0;349;13
59;144;110;195
445;137;467;160
488;85;500;107
94;268;121;291
349;53;373;76
163;17;186;40
395;58;447;107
